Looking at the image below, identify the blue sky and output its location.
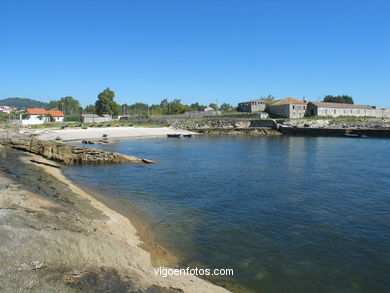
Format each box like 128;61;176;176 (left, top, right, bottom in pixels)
1;0;389;107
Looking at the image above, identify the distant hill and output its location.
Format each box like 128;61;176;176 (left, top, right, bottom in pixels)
0;97;47;109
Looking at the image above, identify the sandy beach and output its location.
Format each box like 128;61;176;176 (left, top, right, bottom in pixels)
34;127;196;141
0;146;230;293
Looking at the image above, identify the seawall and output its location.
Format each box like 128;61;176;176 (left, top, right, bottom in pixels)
279;126;390;138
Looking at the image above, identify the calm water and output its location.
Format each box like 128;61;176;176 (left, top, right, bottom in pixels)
63;136;390;293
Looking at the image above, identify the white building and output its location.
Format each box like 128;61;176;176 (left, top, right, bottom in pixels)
306;102;390;118
0;106;17;113
14;108;65;125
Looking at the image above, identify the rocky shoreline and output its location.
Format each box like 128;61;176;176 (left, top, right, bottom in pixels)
0;145;231;292
0;136;157;165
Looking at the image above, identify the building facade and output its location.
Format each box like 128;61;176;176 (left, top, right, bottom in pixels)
16;108;64;125
0;106;17;113
238;99;267;112
306;102;390;118
268;98;307;118
80;114;112;123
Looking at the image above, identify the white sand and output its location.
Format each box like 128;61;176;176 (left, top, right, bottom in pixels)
36;127;196;141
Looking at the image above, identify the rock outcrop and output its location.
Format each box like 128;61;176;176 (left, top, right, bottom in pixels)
0;137;156;165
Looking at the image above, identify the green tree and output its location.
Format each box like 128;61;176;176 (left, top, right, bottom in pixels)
46;114;55;122
220;103;233;112
169;99;190;114
209;103;218;111
47;96;81;116
84;104;96;114
95;87;116;116
190;102;206;111
261;94;275;105
111;101;121;117
323;95;354;104
160;99;169;114
128;103;149;115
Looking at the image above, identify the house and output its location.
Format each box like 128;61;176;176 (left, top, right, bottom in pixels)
46;110;65;122
268;98;307;118
80;114;112;123
204;106;216;112
0;106;17;113
238;99;266;112
17;108;64;125
305;102;390;118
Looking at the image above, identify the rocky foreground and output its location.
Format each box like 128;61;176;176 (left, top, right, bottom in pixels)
0;136;156;165
0;146;231;293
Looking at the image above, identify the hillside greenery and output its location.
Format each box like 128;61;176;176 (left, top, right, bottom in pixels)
0;97;47;109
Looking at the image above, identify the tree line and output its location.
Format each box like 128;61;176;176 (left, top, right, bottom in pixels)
70;88;235;117
40;89;355;120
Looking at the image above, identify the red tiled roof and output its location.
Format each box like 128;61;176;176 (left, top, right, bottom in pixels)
25;108;64;117
26;108;47;115
47;110;64;117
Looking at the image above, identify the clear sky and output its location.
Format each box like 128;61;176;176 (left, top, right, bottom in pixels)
1;0;389;107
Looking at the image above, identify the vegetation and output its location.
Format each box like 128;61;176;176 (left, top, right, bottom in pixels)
323;95;354;104
46;96;82;116
64;115;80;122
83;104;96;114
0;112;19;122
261;94;275;105
95;88;121;117
0;97;47;109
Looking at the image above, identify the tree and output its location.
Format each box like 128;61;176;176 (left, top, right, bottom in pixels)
261;94;275;105
111;101;121;117
220;103;233;112
190;102;206;111
160;99;169;114
84;104;96;114
46;113;55;122
209;103;218;111
95;87;117;116
169;99;190;114
323;95;354;104
47;96;81;116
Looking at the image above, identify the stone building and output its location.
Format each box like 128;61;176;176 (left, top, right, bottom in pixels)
306;102;390;118
80;114;112;123
238;99;267;112
268;98;307;118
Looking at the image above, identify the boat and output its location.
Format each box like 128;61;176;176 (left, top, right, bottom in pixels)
344;133;361;138
167;134;181;138
55;136;62;141
183;134;192;138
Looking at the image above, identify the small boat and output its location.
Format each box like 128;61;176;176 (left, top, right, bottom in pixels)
183;134;192;138
344;133;361;138
55;136;62;141
167;134;181;138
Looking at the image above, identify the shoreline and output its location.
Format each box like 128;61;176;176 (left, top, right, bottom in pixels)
61;173;182;268
0;148;231;293
34;126;197;141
